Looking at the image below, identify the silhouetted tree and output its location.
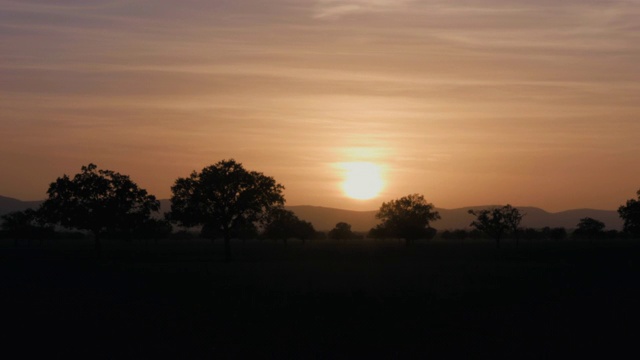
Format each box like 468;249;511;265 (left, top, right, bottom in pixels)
504;205;525;246
573;217;605;241
329;222;356;241
297;221;317;243
618;189;640;237
40;164;160;256
1;208;53;246
168;159;285;261
368;224;391;240
468;205;524;248
374;194;440;246
262;208;316;244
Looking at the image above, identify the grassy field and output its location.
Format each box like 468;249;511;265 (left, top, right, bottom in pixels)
2;238;640;358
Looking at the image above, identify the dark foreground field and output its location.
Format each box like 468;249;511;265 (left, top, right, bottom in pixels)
2;238;640;359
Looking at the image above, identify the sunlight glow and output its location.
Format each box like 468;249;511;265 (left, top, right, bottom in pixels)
341;162;384;200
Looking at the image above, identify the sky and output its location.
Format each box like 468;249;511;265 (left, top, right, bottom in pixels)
1;0;639;211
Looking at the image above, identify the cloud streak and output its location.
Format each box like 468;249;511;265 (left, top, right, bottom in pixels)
313;0;417;18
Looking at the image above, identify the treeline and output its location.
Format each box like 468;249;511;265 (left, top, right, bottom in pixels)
2;161;640;259
2;216;631;245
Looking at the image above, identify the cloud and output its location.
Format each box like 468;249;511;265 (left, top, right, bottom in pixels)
313;0;416;19
2;0;640;209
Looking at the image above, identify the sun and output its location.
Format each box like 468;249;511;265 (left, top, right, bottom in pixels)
341;162;384;200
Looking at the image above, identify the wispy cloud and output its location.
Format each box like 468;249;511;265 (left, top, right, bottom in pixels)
313;0;417;19
1;0;639;210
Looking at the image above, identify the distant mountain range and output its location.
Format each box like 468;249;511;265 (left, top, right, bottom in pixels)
1;195;623;231
0;196;44;215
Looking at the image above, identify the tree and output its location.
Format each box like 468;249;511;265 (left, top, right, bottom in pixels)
618;189;640;237
1;208;54;246
503;204;525;246
40;164;160;255
328;222;356;241
573;217;605;241
262;208;316;245
374;194;440;246
168;159;285;261
468;204;524;248
368;224;391;240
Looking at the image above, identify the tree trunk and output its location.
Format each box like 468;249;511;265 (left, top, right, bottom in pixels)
94;232;102;258
224;234;231;262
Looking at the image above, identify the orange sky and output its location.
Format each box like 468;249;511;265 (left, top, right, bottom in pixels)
1;0;639;211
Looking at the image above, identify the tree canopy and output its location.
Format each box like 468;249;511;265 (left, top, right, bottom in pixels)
573;217;606;241
39;164;160;253
168;159;285;261
328;222;358;241
1;208;53;243
468;204;524;248
262;208;316;244
618;189;640;237
374;194;440;245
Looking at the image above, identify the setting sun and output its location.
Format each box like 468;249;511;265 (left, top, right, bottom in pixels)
341;162;384;200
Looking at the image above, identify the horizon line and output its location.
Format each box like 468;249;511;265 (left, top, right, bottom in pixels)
1;194;621;214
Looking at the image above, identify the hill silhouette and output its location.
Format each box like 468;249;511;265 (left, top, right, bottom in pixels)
0;195;43;215
1;196;623;231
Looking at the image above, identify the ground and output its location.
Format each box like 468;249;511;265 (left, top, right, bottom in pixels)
2;238;639;358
